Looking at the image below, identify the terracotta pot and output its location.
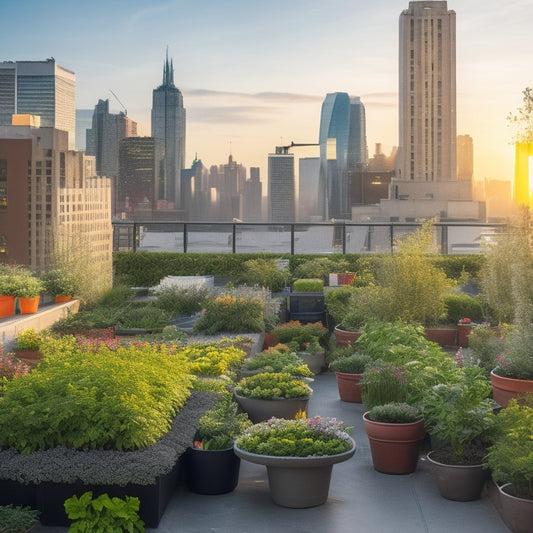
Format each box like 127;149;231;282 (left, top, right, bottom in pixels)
234;392;310;424
0;295;15;319
55;295;72;304
335;371;363;403
18;296;40;314
234;437;356;508
488;480;533;533
15;350;42;366
424;327;457;346
363;412;425;474
457;323;472;347
426;451;488;501
490;370;533;408
334;325;361;347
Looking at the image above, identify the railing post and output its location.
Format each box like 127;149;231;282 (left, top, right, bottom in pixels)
232;224;237;253
132;222;137;253
390;224;394;254
440;225;448;254
342;223;346;254
183;223;188;253
291;224;295;255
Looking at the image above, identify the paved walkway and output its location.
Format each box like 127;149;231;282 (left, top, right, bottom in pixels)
34;372;510;533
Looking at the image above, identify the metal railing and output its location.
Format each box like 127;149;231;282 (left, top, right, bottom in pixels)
112;220;507;255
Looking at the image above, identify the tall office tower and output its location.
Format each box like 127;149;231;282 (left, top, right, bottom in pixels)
86;99;137;178
397;1;456;182
0;118;112;273
457;134;473;181
151;52;186;208
242;167;262;222
0;59;76;149
268;148;295;222
298;157;320;222
319;93;367;220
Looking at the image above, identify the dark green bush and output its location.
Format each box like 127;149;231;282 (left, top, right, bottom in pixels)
116;304;171;330
331;354;371;374
367;402;422;423
445;293;484;323
0;505;40;533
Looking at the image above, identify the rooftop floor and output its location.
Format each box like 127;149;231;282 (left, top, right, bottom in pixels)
34;371;510;533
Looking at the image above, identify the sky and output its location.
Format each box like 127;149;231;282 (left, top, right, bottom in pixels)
2;0;532;184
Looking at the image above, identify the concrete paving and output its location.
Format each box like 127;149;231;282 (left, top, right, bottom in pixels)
33;371;510;533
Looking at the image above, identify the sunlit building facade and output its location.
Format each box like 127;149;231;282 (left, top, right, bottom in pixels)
268;149;295;222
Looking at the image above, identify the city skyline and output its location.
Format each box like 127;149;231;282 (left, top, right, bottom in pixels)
2;0;532;184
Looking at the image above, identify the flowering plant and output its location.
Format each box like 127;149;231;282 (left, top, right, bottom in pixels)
493;327;533;380
0;353;30;381
16;329;45;351
234;372;312;400
458;317;472;324
235;415;353;457
41;269;78;297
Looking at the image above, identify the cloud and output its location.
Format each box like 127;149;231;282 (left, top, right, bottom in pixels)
189;105;279;124
186;88;322;103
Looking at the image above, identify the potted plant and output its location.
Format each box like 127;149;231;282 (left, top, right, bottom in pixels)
423;367;496;501
41;269;78;303
0;267;19;319
363;402;424;474
234;415;355;508
241;347;314;379
233;372;312;423
330;353;371;403
184;395;252;495
14;328;46;366
360;363;409;409
11;273;44;315
485;396;533;533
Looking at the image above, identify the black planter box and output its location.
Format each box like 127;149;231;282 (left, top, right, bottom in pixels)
287;292;325;324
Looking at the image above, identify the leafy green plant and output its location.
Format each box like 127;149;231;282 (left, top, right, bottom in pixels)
493;325;533;380
324;285;357;324
64;491;145;533
194;395;251;450
468;324;508;375
330;354;371;374
0;504;40;533
235;416;352;457
360;363;408;408
234;372;311;400
292;257;350;280
11;274;44;299
236;258;291;292
41;269;78;297
116;304;171;330
292;278;324;292
96;286;133;308
15;328;45;351
155;285;209;315
367;402;422;424
444;293;484;324
242;348;313;378
180;341;248;377
270;321;328;352
486;396;533;499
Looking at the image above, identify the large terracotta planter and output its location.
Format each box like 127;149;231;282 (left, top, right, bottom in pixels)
490;370;533;408
426;451;488;501
334;325;361;347
15;350;42;366
234;437;356;508
457;323;472;347
335;371;363;403
55;295;72;304
234;393;310;424
0;295;16;319
488;480;533;533
363;413;425;474
184;446;241;495
18;296;40;314
424;327;457;346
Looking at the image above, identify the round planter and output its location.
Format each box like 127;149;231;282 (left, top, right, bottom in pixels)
55;295;72;304
0;295;15;319
18;296;40;314
234;436;356;508
488;481;533;533
333;325;361;347
184;446;241;495
234;393;310;424
426;450;488;501
296;350;325;375
490;370;533;408
363;413;425;474
335;371;363;403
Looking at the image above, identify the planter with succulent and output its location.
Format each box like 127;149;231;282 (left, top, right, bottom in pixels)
233;372;312;423
41;269;78;303
241;346;314;380
485;396;533;533
234;415;355;508
184;395;252;495
331;353;371;403
363;403;424;474
423;367;496;501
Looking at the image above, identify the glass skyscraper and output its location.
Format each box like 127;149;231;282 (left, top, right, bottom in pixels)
319;93;367;220
0;59;76;149
151;52;186;208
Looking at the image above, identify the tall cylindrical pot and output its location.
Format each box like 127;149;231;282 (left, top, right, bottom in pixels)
335;371;363;403
0;295;15;319
18;296;40;314
490;370;533;408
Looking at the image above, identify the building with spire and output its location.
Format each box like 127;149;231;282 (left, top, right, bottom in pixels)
151;51;186;209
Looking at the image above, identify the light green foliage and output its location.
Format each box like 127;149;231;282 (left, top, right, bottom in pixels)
330;354;371;374
116;304;171;330
444;293;484;323
41;269;78;297
235;372;311;400
367;403;422;424
64;491;144;533
195;395;252;450
0;504;40;533
292;278;324;292
0;338;193;453
180;342;247;377
486;396;533;499
237;258;291;292
468;324;508;375
243;349;313;378
292;257;350;279
270;321;328;352
155;285;209;315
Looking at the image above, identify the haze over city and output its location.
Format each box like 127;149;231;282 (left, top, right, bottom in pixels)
2;0;532;183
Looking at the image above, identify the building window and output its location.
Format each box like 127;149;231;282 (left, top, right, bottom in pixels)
60;152;66;188
0;235;7;254
0;159;6;181
0;187;7;208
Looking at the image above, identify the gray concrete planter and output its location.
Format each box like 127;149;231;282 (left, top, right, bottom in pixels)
234;437;356;508
234;393;310;424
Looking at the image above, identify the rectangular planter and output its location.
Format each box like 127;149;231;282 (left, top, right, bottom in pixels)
287;292;325;324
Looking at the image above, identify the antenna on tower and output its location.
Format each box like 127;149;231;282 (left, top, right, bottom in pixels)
109;89;127;116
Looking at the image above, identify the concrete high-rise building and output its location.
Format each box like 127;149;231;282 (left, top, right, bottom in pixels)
242;167;262;222
86;99;137;178
0;119;112;272
319;93;367;220
0;59;76;149
298;157;320;221
151;52;186;208
268;148;295;222
457;134;473;181
397;1;456;182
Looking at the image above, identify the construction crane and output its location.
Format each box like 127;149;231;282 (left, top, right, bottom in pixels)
275;141;319;154
109;89;127;116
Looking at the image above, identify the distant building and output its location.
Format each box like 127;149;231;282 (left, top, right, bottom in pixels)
319;93;367;220
268;148;295;222
181;156;210;220
351;170;393;205
242;166;262;222
298;157;320;221
151;52;186;208
0;59;76;149
457;134;473;181
0;120;112;272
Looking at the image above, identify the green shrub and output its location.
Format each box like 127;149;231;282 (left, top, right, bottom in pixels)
155;285;209;315
324;285;357;324
292;257;349;279
97;286;133;308
270;321;329;351
367;403;422;423
235;372;311;400
330;354;371;374
0;338;194;453
292;278;324;292
236;258;291;292
116;304;171;330
468;324;508;375
180;342;248;377
445;293;484;323
0;505;40;533
64;491;144;533
243;349;313;378
360;363;409;408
